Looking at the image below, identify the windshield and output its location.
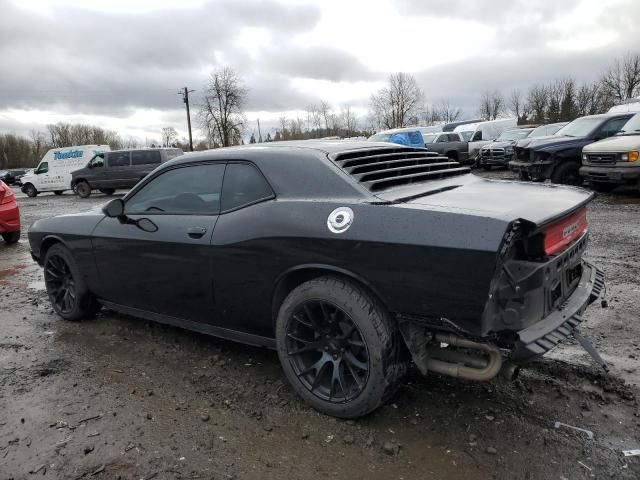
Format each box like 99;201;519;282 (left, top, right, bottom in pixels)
620;114;640;134
555;117;602;137
531;124;562;137
368;133;392;142
496;129;532;141
422;134;438;143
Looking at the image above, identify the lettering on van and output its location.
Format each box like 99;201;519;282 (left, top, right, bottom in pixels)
53;150;84;160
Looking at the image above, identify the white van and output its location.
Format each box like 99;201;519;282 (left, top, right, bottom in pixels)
454;118;517;159
20;145;111;197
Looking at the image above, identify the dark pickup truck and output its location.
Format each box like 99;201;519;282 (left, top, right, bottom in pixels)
509;113;633;184
423;131;469;163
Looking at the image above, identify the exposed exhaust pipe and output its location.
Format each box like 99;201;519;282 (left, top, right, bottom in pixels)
425;333;503;382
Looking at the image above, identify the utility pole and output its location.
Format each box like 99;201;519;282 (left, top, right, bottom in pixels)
257;118;262;143
179;87;195;151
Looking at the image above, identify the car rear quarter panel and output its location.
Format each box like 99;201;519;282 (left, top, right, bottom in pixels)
211;200;507;338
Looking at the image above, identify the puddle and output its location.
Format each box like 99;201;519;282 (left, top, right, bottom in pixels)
0;265;26;282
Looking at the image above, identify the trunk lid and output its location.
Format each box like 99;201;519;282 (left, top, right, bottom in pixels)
378;174;593;228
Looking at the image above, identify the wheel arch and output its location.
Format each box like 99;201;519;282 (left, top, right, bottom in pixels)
271;264;391;326
39;235;68;264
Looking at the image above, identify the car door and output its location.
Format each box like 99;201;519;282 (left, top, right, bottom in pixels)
91;162;226;322
86;155;107;187
34;161;53;190
104;151;131;188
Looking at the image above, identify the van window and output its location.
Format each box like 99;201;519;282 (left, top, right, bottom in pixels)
471;130;482;141
221;163;274;212
108;152;131;167
407;132;423;144
37;162;49;174
166;149;182;160
131;150;162;166
88;155;104;168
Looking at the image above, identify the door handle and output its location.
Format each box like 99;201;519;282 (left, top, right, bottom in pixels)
187;226;207;239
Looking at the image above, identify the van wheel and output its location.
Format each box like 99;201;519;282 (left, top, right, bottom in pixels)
551;162;582;186
54;191;64;196
75;181;91;198
43;244;100;321
2;231;20;244
23;183;38;197
518;171;531;181
276;276;405;418
99;188;115;195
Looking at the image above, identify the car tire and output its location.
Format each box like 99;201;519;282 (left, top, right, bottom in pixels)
483;164;492;171
23;183;38;197
75;181;92;198
275;276;405;418
2;231;20;244
99;188;116;195
590;181;617;193
550;162;582;186
518;171;531;181
54;190;64;196
43;244;100;321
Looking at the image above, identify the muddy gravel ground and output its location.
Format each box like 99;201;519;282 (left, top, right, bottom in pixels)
1;171;639;480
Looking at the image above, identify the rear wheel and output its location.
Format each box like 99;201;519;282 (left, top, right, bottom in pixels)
483;164;492;171
550;162;582;186
23;183;37;197
54;190;64;196
590;181;617;193
99;188;115;195
518;171;531;181
43;244;100;321
75;181;91;198
2;231;20;244
276;276;405;418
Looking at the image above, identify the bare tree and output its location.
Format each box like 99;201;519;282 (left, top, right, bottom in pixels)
601;53;640;103
369;72;424;129
161;127;178;147
29;129;46;161
278;116;288;140
319;100;332;131
437;99;463;123
526;85;549;124
341;106;358;136
509;89;531;124
478;90;505;120
200;67;247;148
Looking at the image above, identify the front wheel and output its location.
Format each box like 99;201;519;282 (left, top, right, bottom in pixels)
518;171;531;181
2;231;20;244
43;244;100;321
23;183;38;197
276;276;405;418
99;188;115;195
75;181;92;198
550;162;582;186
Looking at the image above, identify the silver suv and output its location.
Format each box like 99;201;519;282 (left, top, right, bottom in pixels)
580;113;640;192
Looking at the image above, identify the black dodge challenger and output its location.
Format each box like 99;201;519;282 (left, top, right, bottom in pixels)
29;141;604;418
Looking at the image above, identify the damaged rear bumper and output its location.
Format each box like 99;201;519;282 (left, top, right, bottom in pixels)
511;260;604;361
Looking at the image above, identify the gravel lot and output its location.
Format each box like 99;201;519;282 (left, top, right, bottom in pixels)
1;172;639;480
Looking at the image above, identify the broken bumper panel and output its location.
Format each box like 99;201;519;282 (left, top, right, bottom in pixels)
511;261;604;361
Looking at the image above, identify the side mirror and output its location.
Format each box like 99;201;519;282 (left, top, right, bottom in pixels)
136;218;158;233
103;198;124;217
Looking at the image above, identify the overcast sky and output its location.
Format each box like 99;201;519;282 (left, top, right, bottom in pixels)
1;0;638;142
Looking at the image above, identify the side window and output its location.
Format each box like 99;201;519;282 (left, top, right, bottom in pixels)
447;134;459;142
221;163;274;212
125;164;225;214
108;152;131;167
131;150;161;166
407;131;423;144
89;155;104;168
436;134;448;143
37;162;49;174
471;130;482;141
599;117;628;138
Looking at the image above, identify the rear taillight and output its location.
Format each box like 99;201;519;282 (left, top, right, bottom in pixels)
0;184;14;205
542;208;587;256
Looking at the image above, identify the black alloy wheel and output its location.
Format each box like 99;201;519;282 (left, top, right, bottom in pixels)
44;253;78;315
24;183;37;197
285;300;370;403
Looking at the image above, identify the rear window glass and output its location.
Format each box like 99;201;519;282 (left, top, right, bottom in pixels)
131;150;162;165
108;152;131;167
221;163;274;212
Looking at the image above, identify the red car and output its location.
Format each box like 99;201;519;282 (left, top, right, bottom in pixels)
0;180;20;243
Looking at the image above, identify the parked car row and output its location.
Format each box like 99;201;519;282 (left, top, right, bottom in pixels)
509;112;638;187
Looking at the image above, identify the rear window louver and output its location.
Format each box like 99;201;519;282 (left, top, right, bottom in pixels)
330;147;470;192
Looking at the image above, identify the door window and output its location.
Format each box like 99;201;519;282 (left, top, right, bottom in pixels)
436;135;448;143
125;163;225;214
108;152;131;167
447;134;459;142
37;162;49;174
88;155;104;168
131;150;162;165
221;163;274;212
